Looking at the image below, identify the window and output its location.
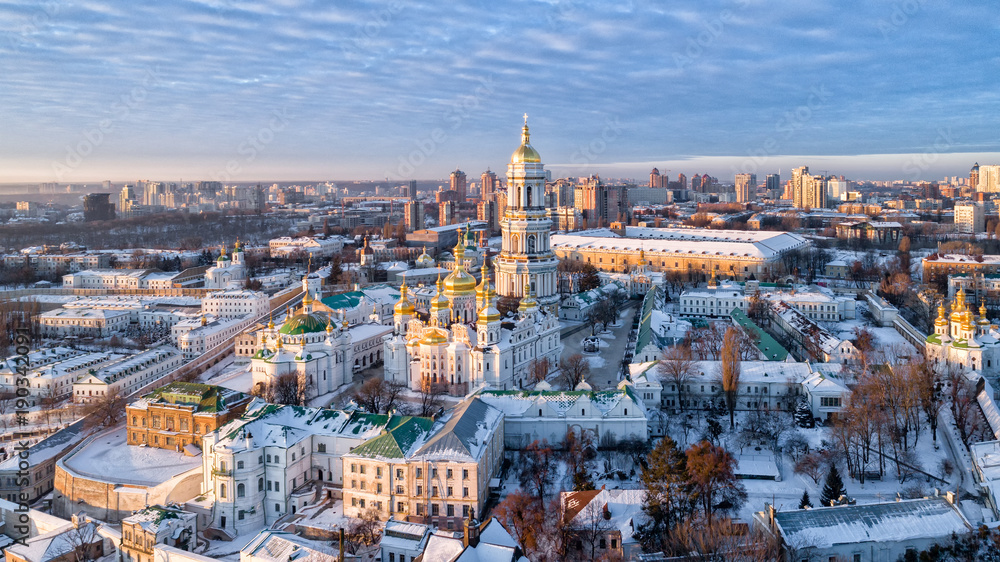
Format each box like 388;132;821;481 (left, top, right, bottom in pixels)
237;483;245;497
463;505;469;517
611;539;617;549
360;465;366;474
462;469;468;480
352;480;357;489
397;485;404;494
416;485;422;496
359;499;365;508
447;504;454;516
275;503;281;512
377;483;382;493
463;487;469;497
219;484;227;499
600;539;606;549
237;461;244;469
432;468;438;478
268;481;273;491
416;504;424;515
821;397;841;407
318;443;326;453
238;510;245;520
432;504;440;516
291;453;296;461
351;464;356;473
432;486;438;497
377;467;383;478
446;469;453;479
258;478;264;492
275;482;280;492
447;487;453;497
397;469;404;479
267;454;272;463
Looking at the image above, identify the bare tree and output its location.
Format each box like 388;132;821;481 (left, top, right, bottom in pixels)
560;354;591;390
0;391;15;434
83;388;126;429
519;439;557;503
344;508;383;556
529;357;551;385
719;327;742;429
417;376;447;418
352;378;405;414
65;515;101;562
570;498;617;562
658;345;697;411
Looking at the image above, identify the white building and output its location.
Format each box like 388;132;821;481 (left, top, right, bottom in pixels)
926;287;1000;374
0;348;127;402
62;269;178;289
204;242;247;289
268;236;344;259
240;530;346;562
954;201;985;234
679;279;746;318
769;301;858;363
73;346;184;403
477;384;648;449
174;315;257;360
202;290;270;320
200;401;399;536
380;519;430;562
39;308;131;337
653;360;816;413
754;496;971;562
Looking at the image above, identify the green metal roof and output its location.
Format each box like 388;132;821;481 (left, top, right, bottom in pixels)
278;311;329;335
730;308;789;361
635;286;660;353
321;291;365;310
145;381;246;414
349;415;436;459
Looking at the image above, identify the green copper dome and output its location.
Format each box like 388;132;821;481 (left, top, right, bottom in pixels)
278;312;330;335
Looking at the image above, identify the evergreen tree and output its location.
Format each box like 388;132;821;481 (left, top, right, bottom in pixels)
794;400;814;428
799;490;812;509
820;464;846;507
637;437;690;552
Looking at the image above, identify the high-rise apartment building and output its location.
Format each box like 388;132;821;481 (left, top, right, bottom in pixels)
735;173;756;203
477;199;499;235
791;166;827;209
439;201;456;226
574;176;628;228
650;168;665;188
450;169;467;202
83;193;115;222
405;201;424;231
676;173;687;190
971;163;980;191
408;180;417;199
765;173;781;196
977;165;1000;193
955;201;985;233
480;169;499;201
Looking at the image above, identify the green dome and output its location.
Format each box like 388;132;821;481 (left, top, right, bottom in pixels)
278;312;329;335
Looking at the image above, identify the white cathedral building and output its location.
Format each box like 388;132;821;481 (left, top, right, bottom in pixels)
249;273;355;400
926;286;1000;374
205;241;248;289
384;118;562;394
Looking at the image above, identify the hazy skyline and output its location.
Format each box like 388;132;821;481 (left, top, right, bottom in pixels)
2;0;997;184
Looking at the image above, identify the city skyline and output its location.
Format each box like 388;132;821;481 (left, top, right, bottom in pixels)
1;1;997;183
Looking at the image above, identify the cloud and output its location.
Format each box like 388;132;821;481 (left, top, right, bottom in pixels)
0;0;995;183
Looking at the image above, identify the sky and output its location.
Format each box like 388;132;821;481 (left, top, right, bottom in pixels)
1;0;997;185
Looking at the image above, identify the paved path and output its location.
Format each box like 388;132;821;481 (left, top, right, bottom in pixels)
559;304;639;390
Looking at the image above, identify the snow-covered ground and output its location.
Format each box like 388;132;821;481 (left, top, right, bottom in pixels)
63;427;202;485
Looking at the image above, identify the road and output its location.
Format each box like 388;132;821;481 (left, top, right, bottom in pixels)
559;304;640;390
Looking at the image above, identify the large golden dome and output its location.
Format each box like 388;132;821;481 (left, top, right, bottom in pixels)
394;283;416;316
444;237;476;295
511;118;541;164
419;326;449;345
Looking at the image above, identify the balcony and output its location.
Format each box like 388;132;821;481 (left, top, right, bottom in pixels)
211;468;232;477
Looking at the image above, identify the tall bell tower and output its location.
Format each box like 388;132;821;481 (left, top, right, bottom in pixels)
495;115;559;314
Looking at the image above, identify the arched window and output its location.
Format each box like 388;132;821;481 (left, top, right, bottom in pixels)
527;235;536;253
220;484;227;499
237;483;245;498
258;478;264;492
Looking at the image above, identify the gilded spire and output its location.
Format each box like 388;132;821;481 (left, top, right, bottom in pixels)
522;113;530;143
268;311;274;330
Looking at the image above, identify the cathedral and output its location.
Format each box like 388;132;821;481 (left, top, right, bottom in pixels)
383;118;562;395
926;286;1000;374
249;273;355;400
205;241;247;289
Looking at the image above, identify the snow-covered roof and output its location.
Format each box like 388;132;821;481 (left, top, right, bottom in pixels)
552;227;808;260
420;518;527;562
413;397;504;463
684;360;812;385
477;387;643;419
563;489;647;547
923;253;1000;265
241;529;340;562
770;301;849;356
0;421;85;471
214;400;397;453
771;497;970;549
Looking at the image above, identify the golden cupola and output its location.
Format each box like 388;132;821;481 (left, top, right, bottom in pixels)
980;301;991;325
478;282;501;324
476;262;491;307
951;288;967;322
444;237;476;295
511;115;541;164
394;283;416;316
935;303;948;327
518;283;537;313
430;275;451;312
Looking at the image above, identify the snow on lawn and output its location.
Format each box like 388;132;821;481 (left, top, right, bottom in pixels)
295;499;351;530
204;363;254;391
64;427;202;485
585;356;606;369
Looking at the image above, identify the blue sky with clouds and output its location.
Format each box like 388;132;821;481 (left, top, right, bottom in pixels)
1;0;997;183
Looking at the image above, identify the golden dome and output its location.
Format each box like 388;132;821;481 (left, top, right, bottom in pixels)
431;275;451;311
419;326;449;345
275;336;283;349
476;262;491;303
268;314;275;330
981;301;988;318
326;319;334;334
478;283;501;323
935;303;947;326
511;116;541;164
394;283;416;316
444;243;476;295
638;248;646;266
302;290;313;305
518;283;537;313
